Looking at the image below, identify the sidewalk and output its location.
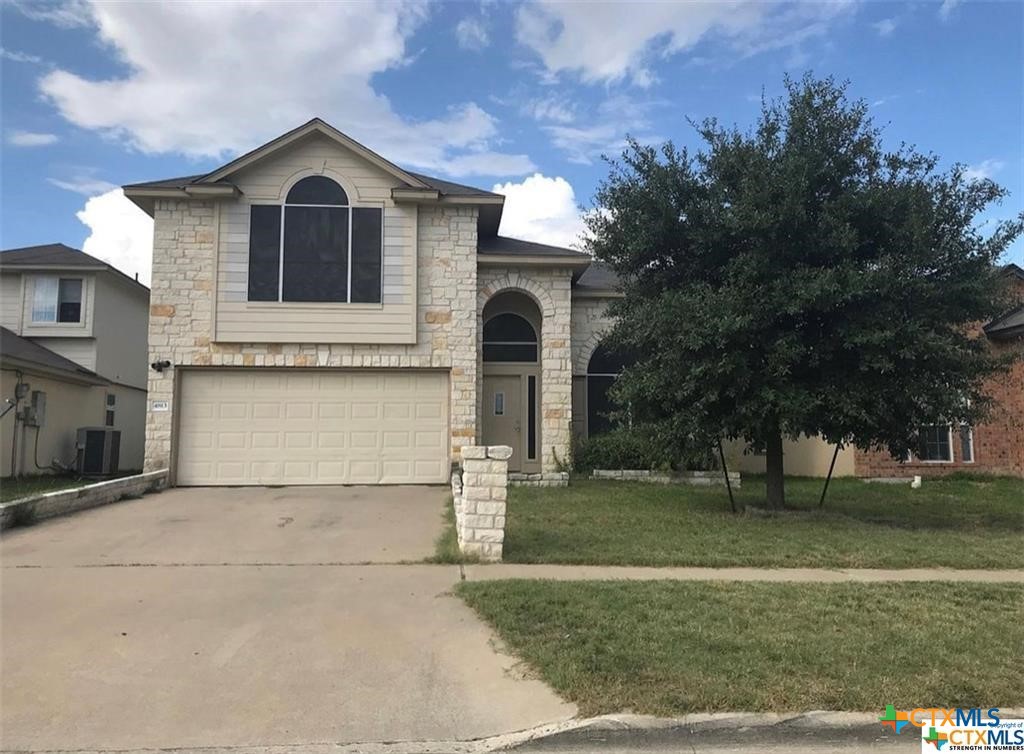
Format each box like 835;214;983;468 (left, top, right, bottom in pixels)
461;564;1024;582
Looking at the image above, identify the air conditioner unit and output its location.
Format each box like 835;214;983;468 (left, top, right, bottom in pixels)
76;427;121;476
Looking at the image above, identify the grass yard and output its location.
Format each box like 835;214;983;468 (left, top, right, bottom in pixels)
457;579;1024;715
0;474;87;502
500;475;1024;569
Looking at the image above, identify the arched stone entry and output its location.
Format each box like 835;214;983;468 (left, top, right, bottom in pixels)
480;291;542;473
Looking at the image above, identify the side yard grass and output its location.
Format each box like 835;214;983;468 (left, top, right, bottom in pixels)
501;475;1024;569
457;579;1024;716
0;474;87;503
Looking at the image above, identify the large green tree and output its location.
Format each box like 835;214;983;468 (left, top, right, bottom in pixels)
586;74;1022;509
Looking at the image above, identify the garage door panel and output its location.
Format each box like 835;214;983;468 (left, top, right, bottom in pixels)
177;369;449;486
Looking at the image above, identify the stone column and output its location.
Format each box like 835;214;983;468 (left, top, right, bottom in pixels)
453;445;511;561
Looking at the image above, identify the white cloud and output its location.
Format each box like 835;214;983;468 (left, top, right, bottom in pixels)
545;94;662;164
939;0;961;20
6;130;58;147
443;151;535;178
524;96;576;124
456;16;489;51
10;0;91;28
76;189;154;285
0;47;44;64
48;176;118;195
37;1;531;176
515;1;854;86
963;159;1005;182
492;173;586;248
873;18;897;36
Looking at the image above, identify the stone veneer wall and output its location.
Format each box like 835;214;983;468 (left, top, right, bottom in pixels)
145;200;479;474
477;267;573;476
570;297;615;375
451;445;510;561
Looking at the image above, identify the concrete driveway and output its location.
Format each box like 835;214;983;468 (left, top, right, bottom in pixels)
1;486;576;752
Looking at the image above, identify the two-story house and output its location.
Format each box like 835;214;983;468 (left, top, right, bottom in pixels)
125;118;621;486
0;244;150;475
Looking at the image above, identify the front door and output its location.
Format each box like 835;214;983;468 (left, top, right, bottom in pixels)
482;375;522;472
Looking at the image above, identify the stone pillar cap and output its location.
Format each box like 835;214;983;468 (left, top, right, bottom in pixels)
487;446;514;460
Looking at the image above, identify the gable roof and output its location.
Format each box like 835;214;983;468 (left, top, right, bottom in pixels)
123;118;505;229
0;327;110;385
0;244;150;294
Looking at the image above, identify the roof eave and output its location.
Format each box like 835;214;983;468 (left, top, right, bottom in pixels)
1;357;111;387
477;254;592;269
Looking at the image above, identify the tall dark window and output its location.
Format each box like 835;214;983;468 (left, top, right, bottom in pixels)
586;343;633;436
483;313;538;362
247;175;382;303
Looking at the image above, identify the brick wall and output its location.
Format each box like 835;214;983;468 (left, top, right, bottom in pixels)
855;275;1024;478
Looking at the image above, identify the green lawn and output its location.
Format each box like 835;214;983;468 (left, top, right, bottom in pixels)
457;579;1024;715
501;475;1024;569
0;475;86;503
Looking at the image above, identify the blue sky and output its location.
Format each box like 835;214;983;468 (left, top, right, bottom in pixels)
1;0;1021;283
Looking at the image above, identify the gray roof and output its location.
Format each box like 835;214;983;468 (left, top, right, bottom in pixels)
0;327;109;383
575;261;621;292
406;172;503;199
478;235;590;259
986;304;1024;339
121;174;208;190
0;244;149;294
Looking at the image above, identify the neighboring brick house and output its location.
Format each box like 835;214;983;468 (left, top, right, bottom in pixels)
853;263;1024;478
125;118;619;487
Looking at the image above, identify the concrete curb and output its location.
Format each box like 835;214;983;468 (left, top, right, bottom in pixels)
0;470;169;531
462;564;1024;583
25;711;1024;753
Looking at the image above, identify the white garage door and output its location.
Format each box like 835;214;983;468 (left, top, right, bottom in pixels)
177;370;449;486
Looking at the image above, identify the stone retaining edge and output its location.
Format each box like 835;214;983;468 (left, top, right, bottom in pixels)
0;469;169;531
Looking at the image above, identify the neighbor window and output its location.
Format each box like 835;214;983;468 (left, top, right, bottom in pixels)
32;277;83;323
483;313;538;362
916;424;953;462
105;393;116;427
585;343;633;437
247;176;383;303
959;424;974;463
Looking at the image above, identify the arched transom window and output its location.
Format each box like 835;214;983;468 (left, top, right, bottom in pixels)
586;343;632;436
483;313;538;362
247;175;383;303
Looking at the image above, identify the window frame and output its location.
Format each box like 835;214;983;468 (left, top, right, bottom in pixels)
584;344;631;438
31;275;85;325
247;176;385;306
915;424;955;463
959;423;975;464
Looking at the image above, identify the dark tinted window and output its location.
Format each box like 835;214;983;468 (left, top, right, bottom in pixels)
351;207;382;303
917;425;952;462
282;206;348;302
248;205;282;301
527;375;537;459
57;278;82;322
286;176;348;205
588;343;632;374
484;313;536;342
483;343;538;362
587;375;616;435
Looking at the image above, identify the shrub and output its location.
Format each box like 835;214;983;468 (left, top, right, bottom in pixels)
573;427;717;473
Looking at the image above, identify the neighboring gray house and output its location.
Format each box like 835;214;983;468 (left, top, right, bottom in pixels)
124;118;621;486
0;245;150;474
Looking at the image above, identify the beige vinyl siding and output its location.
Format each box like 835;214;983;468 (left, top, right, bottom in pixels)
34;337;98;372
92;274;149;389
20;273;95;338
214;133;417;344
0;274;24;332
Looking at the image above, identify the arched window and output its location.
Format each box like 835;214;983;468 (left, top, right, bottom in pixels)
247;176;382;303
586;343;632;436
483;313;538;362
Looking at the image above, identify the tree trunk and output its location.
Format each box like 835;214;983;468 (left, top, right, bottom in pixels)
765;428;786;510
